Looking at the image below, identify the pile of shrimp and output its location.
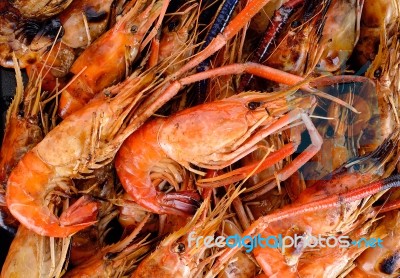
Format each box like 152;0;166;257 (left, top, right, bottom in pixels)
0;0;400;277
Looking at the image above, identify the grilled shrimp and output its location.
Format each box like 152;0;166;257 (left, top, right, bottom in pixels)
359;17;400;154
209;175;400;277
302;78;378;185
0;6;62;68
116;88;322;215
58;0;164;118
313;0;364;73
261;0;328;75
158;1;199;75
5;71;155;237
64;215;151;277
218;220;257;278
207;129;400;277
25;40;75;93
250;131;400;277
296;218;379;277
353;0;399;66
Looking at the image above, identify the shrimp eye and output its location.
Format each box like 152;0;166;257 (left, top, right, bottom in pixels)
374;67;382;78
352;164;361;171
173;242;186;253
379;252;400;274
247;101;262;110
168;20;179;32
291;20;301;28
325;126;335;138
130;25;138;33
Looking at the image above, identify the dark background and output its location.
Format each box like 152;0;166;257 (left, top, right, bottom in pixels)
0;67;20;268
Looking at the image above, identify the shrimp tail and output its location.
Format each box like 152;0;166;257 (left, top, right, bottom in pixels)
8;204;97;238
59;195;99;226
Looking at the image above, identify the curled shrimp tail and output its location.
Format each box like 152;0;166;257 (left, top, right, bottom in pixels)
9;194;98;238
9;206;97;238
59;195;99;226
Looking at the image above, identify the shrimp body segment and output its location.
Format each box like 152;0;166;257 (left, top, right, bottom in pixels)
116;91;322;215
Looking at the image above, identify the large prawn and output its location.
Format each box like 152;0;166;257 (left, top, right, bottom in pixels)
206;129;400;277
359;16;400;154
115;86;323;215
5;71;159;237
302;77;378;185
3;0;359;238
255;129;400;276
58;0;164;118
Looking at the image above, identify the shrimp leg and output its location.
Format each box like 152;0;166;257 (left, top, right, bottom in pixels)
239;0;304;90
196;0;240;101
170;0;283;79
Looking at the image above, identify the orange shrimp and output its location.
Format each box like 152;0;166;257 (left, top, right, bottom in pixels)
312;0;364;73
157;1;199;75
5;71;155;237
218;220;258;278
353;0;399;66
302;78;378;186
116;86;323;215
208;175;400;277
58;0;164;118
257;0;325;75
359;16;400;155
117;193;159;234
69;166;119;266
25;40;76;93
0;5;61;68
132;188;240;277
207;129;400;277
295;218;378;277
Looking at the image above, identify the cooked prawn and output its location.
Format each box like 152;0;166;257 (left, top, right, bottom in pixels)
207;129;400;277
6;71;155;237
116;86;322;215
58;0;164;118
